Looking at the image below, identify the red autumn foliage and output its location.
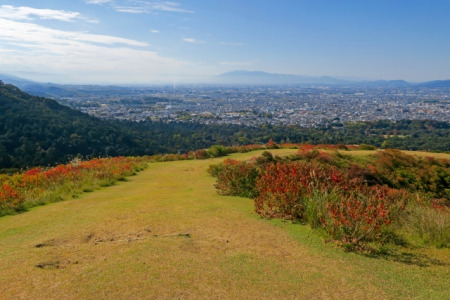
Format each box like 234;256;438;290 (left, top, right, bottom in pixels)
211;150;417;247
194;149;209;159
0;156;146;215
325;186;408;245
254;162;343;219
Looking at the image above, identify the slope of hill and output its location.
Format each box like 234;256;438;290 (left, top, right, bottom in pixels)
0;81;154;169
0;150;448;299
417;79;450;88
0;73;36;87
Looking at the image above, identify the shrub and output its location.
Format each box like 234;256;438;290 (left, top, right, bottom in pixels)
194;149;209;159
214;162;260;198
324;186;408;246
358;144;376;150
207;158;240;177
207;145;228;158
255;151;278;165
209;147;446;250
0;156;148;216
254;162;341;219
0;183;24;213
265;139;279;149
369;149;450;199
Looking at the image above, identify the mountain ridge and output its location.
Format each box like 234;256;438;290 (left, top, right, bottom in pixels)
218;70;450;87
2;72;450;96
218;70;350;85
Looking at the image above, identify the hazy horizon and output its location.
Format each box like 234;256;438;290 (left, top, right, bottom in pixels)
1;1;449;84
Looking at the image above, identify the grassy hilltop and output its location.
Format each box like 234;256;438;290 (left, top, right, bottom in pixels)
0;149;449;299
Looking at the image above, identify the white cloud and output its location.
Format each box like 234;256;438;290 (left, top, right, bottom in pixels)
0;19;187;84
0;19;148;47
86;0;112;4
150;1;193;13
150;29;160;33
0;5;95;23
183;37;204;44
115;7;147;13
102;1;194;14
182;37;195;43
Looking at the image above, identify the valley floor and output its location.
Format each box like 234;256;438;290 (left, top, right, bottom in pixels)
0;149;449;299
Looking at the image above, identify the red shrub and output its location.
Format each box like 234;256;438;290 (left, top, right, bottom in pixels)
0;183;24;209
254;162;342;219
0;156;146;216
325;186;408;245
194;149;209;159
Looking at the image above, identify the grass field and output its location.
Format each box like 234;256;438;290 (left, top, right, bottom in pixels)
0;149;449;299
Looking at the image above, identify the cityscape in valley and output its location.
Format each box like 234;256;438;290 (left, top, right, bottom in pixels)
58;85;449;127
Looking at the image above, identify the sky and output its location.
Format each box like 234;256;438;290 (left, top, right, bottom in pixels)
0;0;449;84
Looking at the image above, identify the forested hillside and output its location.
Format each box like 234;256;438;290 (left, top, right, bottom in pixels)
1;81;449;170
0;81;155;169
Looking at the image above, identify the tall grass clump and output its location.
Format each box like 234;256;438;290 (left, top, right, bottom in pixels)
400;199;449;248
213;160;260;199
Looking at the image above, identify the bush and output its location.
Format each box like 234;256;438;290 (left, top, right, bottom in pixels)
207;158;240;177
254;162;341;219
207;145;228;158
324;186;408;246
265;139;279;149
369;149;450;199
194;149;209;159
358;144;376;150
0;156;148;216
214;162;260;198
210;148;447;251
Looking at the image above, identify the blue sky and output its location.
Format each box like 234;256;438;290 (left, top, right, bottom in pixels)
0;0;449;84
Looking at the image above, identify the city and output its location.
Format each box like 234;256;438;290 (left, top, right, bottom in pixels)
59;85;450;127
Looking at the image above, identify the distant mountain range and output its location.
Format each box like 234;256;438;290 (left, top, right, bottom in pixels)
0;74;37;87
1;72;450;98
217;70;450;88
217;70;350;85
0;74;144;98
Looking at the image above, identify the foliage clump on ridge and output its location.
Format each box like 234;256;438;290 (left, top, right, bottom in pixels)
209;144;449;250
0;156;148;216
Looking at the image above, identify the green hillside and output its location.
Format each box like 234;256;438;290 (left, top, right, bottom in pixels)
0;150;448;299
0;81;153;169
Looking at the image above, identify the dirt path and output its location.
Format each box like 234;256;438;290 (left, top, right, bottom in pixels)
0;150;448;299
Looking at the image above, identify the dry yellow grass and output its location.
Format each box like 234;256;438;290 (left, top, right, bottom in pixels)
333;149;449;159
0;149;448;299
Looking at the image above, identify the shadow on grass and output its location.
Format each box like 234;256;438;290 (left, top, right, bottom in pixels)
337;229;448;267
362;248;448;267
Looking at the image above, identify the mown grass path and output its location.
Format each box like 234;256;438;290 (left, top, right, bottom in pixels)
0;150;448;299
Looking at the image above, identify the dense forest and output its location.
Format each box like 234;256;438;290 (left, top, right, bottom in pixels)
1;81;449;170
